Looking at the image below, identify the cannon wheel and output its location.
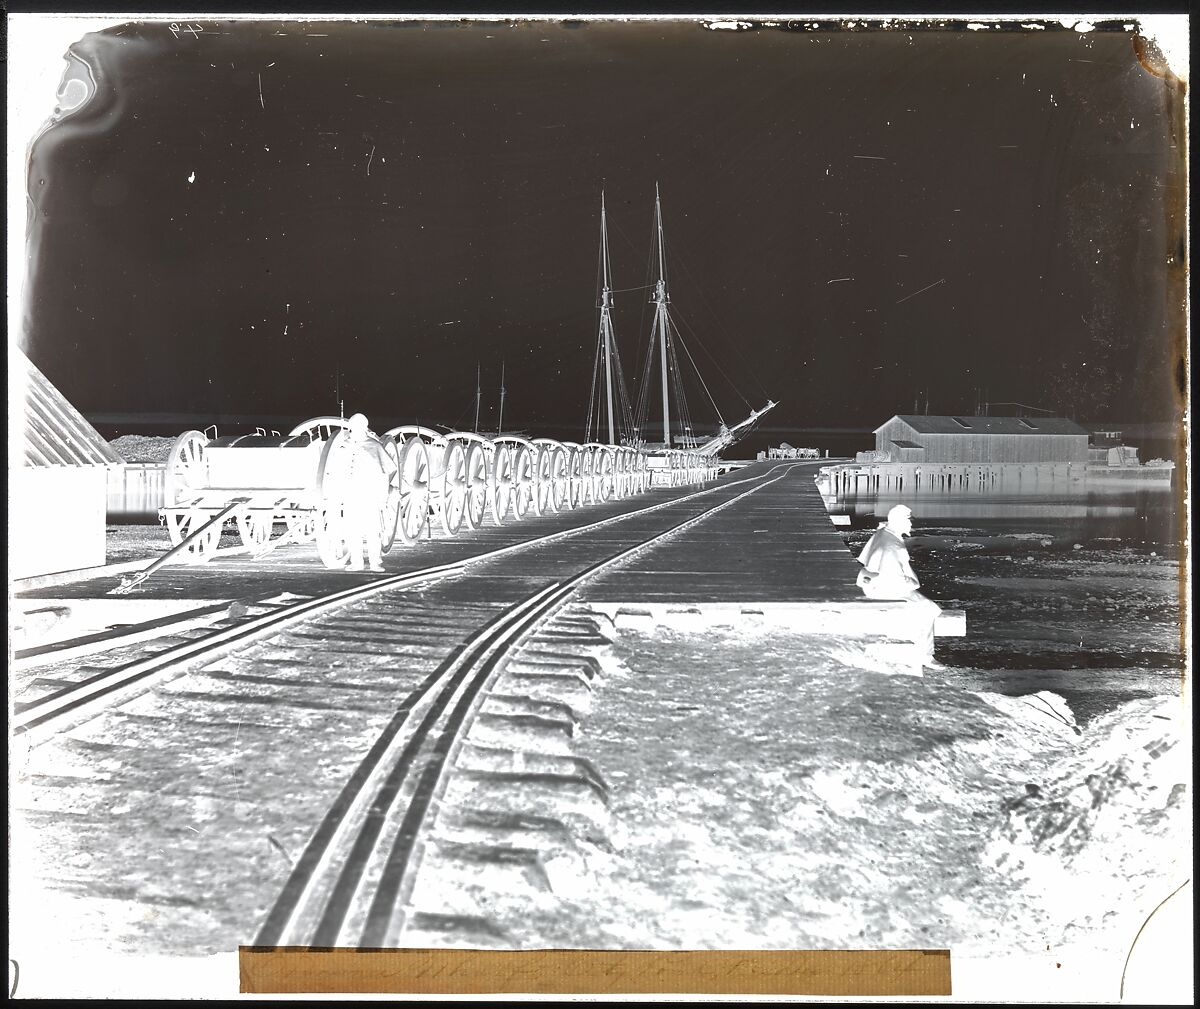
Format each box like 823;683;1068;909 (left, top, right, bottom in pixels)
236;512;273;553
595;449;614;503
163;430;210;543
565;448;582;510
532;447;552;516
379;438;402;554
315;431;353;569
512;444;533;519
396;437;431;544
463;442;488;530
441;441;468;535
583;448;597;503
163;430;223;557
547;447;567;513
489;442;514;526
578;448;595;506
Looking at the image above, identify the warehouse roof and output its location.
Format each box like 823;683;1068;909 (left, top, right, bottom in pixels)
11;348;123;467
876;415;1089;437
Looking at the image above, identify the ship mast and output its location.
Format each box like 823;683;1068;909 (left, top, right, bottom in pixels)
599;193;617;445
629;185;775;458
474;362;481;433
497;359;506;435
651;183;671;447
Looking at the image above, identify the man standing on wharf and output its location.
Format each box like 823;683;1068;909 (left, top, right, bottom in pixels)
337;413;392;573
855;504;943;669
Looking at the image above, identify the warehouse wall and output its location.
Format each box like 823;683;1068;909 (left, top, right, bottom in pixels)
916;433;1088;463
9;465;107;579
875;419;1088;464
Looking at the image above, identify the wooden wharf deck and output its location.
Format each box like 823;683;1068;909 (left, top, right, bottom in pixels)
13;464;799;607
11;459;966;962
575;461;964;666
13;461;960;683
582;461;863;605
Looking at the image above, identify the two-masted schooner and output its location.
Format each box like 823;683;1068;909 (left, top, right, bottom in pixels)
585;186;777;469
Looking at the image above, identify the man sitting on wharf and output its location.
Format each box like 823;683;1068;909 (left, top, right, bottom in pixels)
855;504;943;668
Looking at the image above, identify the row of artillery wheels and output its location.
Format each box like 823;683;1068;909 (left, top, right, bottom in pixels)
390;437;653;544
160;428;660;567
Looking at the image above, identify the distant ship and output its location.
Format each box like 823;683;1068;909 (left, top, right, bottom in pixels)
585;185;776;457
465;361;530;440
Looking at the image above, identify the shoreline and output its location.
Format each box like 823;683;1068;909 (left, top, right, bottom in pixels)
476;617;1187;977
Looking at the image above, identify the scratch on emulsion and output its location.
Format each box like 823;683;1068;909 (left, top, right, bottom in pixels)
258;73;265;110
366;145;376;176
896;277;946;305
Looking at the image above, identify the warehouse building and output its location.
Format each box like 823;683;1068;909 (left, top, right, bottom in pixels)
10;348;122;578
873;415;1089;465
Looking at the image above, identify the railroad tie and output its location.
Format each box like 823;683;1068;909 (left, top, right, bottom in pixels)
425;840;553;894
402;910;512;946
474;711;576;745
457;742;608;796
509;651;604;680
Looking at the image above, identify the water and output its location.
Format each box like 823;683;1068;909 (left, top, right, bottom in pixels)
826;483;1180;551
827;482;1185;723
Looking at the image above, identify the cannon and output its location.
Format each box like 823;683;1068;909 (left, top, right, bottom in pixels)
159;416;400;570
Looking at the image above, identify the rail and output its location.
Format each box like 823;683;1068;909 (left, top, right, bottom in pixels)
15;463;794;747
253;463;798;947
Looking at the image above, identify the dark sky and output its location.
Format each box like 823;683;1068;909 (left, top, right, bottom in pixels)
21;18;1186;439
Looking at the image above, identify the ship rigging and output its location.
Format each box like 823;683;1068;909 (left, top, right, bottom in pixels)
585;185;776;457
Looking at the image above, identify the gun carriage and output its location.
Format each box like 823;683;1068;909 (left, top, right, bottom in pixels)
143;404;727;594
159;416;400;570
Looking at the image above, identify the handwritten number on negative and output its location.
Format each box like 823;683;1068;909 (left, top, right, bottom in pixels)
169;24;204;39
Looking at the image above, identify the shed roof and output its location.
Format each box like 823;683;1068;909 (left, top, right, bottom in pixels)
11;348;123;467
875;415;1089;437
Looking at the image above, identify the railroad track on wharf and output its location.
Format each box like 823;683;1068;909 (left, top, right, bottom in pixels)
14;462;801;953
251;464;798;947
12;463;797;748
